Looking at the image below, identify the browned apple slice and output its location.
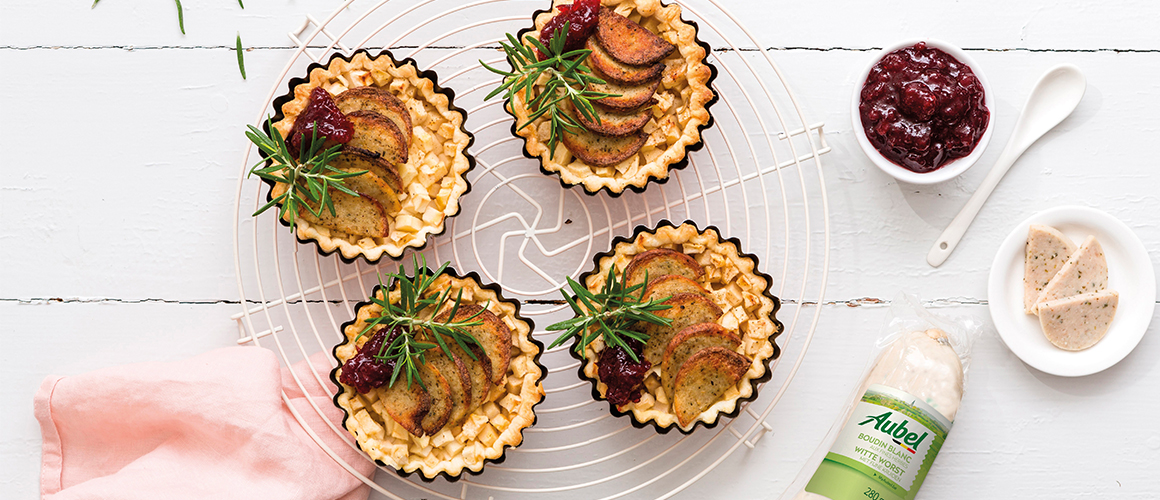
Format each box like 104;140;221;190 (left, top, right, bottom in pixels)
589;67;661;110
595;7;676;66
644;275;709;302
624;248;705;288
671;347;750;427
335;86;413;148
585;37;665;86
346;110;408;166
422;347;472;427
297;189;389;238
571;100;653;137
560;123;646;167
417;361;453;435
379;373;431;437
660;323;742;395
638;293;724;366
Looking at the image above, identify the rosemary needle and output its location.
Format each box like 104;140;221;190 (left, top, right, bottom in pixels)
235;33;246;80
174;0;185;34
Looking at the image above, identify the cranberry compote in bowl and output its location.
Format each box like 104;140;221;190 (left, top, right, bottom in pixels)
852;39;994;185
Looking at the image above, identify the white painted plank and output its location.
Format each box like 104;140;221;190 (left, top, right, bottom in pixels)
5;0;1160;51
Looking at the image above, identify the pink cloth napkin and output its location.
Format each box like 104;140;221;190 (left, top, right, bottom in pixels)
35;347;376;500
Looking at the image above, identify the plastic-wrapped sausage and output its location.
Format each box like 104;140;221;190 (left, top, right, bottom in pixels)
786;294;979;500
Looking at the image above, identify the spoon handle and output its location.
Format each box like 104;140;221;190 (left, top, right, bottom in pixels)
926;141;1027;267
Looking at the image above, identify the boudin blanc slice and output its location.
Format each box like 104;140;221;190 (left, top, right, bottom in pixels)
671;347;751;427
346;110;409;166
422;346;472;427
590;67;661;110
1038;290;1119;351
639;293;724;366
416;361;453;436
434;307;496;408
1035;235;1108;311
644;274;709;302
624;248;705;288
296;189;389;238
1024;224;1077;314
572;100;653;137
595;7;676;66
334;86;413;148
437;304;511;385
379;371;431;437
584;37;665;86
661;323;742;395
559;121;647;167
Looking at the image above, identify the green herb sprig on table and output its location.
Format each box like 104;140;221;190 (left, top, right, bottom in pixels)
245;118;366;232
481;23;620;153
358;256;488;389
546;268;672;363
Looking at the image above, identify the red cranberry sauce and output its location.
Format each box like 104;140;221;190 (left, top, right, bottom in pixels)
537;0;601;59
339;326;404;394
288;87;354;154
598;338;651;407
859;42;989;173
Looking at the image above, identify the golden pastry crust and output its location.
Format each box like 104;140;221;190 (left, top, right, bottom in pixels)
509;0;715;195
332;273;545;478
268;51;474;261
578;222;781;432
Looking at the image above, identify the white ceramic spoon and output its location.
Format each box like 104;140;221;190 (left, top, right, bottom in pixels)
926;64;1087;267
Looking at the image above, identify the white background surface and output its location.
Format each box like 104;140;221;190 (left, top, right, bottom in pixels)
3;0;1159;498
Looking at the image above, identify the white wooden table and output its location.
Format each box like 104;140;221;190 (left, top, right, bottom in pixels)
3;0;1158;498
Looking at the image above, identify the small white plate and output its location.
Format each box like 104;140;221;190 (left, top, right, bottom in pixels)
988;205;1155;377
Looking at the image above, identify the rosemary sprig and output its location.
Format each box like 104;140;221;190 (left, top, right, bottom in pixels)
358;256;488;389
546;268;672;363
245;118;365;232
481;24;619;153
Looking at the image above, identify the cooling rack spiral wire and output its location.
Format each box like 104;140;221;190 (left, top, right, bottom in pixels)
231;0;832;498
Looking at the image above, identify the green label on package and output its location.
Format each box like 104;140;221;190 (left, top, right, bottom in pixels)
803;384;952;500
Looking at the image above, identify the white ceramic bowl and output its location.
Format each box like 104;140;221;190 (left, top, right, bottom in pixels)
851;39;996;185
988;206;1156;377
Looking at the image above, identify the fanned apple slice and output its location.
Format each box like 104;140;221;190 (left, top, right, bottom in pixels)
585;37;665;86
589;68;661;110
638;293;724;366
417;362;453;436
661;323;741;395
595;7;676;66
335;86;414;148
624;248;705;288
671;347;750;427
346;110;408;166
571;100;653;137
379;373;431;437
297;189;389;238
560;123;646;167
